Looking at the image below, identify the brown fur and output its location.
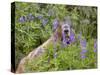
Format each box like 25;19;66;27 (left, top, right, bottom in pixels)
16;22;62;73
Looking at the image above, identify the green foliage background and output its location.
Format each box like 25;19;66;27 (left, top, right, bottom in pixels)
14;2;97;72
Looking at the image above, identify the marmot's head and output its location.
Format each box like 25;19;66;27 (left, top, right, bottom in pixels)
54;17;72;42
61;23;70;38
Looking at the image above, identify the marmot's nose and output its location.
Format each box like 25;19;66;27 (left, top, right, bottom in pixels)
64;30;69;33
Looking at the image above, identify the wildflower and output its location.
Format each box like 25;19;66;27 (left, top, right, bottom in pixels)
42;18;48;26
53;19;59;32
80;39;87;47
37;15;43;19
27;13;34;21
94;39;97;52
19;16;26;23
70;30;75;43
81;49;87;54
78;32;87;59
81;55;86;59
80;38;87;59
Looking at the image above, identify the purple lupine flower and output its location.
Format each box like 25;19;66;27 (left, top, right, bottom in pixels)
42;18;48;26
94;39;97;52
53;19;59;31
27;13;34;21
80;45;87;59
81;55;86;59
80;39;87;48
81;49;87;53
37;15;43;19
80;38;87;59
80;52;87;59
70;30;75;43
80;49;87;55
19;16;26;23
94;49;97;53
